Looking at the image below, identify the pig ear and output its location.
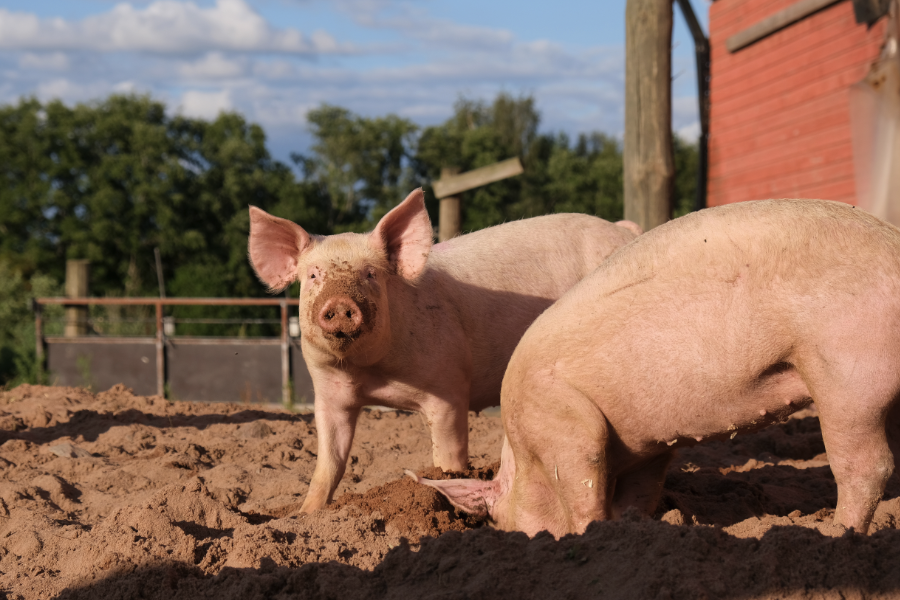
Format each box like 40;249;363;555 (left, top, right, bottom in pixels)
405;470;498;518
248;206;311;293
370;189;433;280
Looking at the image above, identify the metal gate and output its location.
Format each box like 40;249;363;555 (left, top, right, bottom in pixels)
34;297;314;405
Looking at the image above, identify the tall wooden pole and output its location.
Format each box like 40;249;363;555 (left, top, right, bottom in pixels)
438;167;461;242
625;0;675;232
64;259;90;337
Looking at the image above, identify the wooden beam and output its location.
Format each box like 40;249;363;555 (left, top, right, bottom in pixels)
432;157;523;199
727;0;846;53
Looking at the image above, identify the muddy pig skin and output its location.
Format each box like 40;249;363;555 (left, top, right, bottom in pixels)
413;199;900;537
248;189;638;512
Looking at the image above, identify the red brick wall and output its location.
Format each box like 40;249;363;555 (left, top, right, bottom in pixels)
708;0;886;206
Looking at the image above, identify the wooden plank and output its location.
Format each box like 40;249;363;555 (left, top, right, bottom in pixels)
714;4;867;95
432;158;523;199
712;0;788;32
715;27;878;106
709;166;857;205
726;0;847;52
712;64;865;133
711;100;846;150
711;144;854;196
711;127;851;180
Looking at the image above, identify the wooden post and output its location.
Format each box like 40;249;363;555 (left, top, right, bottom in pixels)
624;0;675;232
280;300;290;406
156;301;165;397
33;300;44;371
438;167;461;242
64;259;90;337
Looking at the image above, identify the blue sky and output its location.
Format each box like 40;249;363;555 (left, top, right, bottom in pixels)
0;0;710;163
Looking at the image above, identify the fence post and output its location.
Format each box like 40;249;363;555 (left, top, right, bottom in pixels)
438;167;461;242
64;260;90;337
156;302;165;397
33;300;44;373
280;300;290;406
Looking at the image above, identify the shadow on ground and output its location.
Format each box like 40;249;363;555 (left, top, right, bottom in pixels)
50;521;900;600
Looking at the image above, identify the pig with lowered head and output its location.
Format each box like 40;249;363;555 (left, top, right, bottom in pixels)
413;199;900;537
248;189;639;512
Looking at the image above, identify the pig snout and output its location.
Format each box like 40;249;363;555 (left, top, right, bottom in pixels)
317;296;363;339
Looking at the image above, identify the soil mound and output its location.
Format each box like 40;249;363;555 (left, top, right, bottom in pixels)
332;465;495;540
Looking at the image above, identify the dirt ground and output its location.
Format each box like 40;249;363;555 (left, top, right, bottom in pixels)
2;384;900;599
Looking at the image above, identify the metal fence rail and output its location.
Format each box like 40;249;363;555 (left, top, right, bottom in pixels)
34;297;305;405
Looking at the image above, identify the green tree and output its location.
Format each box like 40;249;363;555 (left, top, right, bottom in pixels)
0;98;56;278
0;94;329;352
416;93;700;229
673;134;699;218
415;93;549;230
0;261;63;386
544;132;625;220
295;105;418;233
0;91;700;385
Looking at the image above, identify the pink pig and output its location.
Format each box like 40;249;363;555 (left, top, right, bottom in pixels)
413;199;900;537
248;189;639;512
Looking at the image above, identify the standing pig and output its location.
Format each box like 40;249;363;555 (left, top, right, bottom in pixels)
248;189;638;512
413;199;900;537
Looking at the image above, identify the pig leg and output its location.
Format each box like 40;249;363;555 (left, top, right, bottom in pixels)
611;452;673;518
299;404;361;513
807;333;900;531
422;401;469;471
819;416;893;533
813;364;899;532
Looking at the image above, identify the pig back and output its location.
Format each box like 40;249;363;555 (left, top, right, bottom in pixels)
505;199;900;452
428;213;635;410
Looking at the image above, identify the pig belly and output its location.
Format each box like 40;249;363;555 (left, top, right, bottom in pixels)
663;364;811;450
607;359;813;466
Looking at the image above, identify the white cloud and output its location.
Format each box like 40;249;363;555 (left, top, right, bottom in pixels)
179;52;247;80
113;80;139;94
32;78;120;103
677;121;701;142
0;0;356;55
0;0;705;163
18;52;70;71
178;89;232;119
342;2;515;51
672;95;700;142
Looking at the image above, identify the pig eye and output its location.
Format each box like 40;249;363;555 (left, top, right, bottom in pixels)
310;274;316;279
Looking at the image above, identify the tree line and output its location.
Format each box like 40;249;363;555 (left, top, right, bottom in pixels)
0;92;698;386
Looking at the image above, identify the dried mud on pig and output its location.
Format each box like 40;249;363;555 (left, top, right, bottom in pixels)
3;385;900;599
